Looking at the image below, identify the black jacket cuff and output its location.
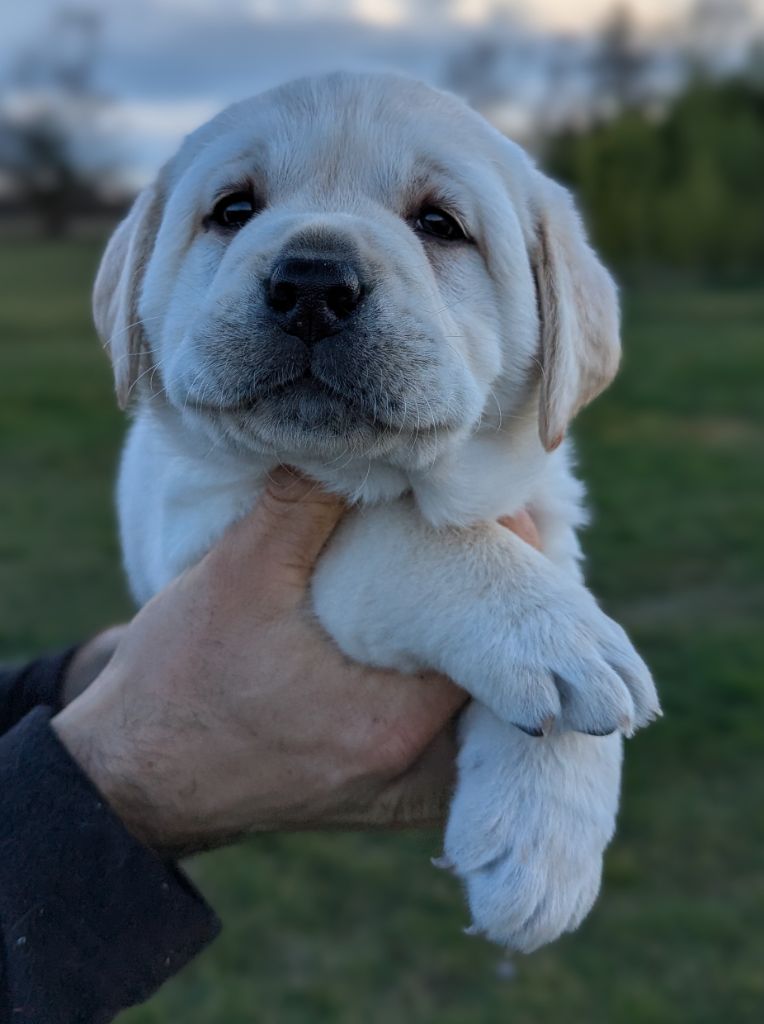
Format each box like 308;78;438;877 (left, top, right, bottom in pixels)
0;645;78;733
0;707;221;1024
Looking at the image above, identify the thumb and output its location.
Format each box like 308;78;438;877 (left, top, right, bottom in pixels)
223;467;347;592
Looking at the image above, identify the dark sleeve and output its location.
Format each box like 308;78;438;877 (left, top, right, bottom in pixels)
0;707;221;1024
0;647;77;734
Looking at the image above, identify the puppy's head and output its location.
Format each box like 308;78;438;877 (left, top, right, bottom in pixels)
94;72;619;466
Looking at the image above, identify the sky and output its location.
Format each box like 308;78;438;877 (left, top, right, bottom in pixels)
2;0;762;185
351;0;695;30
1;0;704;46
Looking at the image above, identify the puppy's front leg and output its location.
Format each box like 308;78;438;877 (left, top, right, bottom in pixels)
312;499;659;738
312;499;646;950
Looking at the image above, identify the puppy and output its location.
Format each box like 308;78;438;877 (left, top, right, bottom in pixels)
93;72;660;952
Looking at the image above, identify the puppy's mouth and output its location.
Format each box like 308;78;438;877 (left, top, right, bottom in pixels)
251;371;386;432
253;370;368;412
177;321;465;459
186;366;449;439
190;369;378;425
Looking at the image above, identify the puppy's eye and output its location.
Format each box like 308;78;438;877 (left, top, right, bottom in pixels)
415;206;468;242
210;191;257;229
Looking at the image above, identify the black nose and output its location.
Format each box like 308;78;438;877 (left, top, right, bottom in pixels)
266;257;364;344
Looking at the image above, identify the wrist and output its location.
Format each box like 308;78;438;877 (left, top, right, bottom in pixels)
52;689;170;856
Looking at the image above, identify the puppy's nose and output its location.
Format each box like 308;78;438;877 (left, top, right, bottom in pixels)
266;257;364;344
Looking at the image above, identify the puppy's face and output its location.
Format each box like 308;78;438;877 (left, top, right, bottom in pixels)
95;74;621;466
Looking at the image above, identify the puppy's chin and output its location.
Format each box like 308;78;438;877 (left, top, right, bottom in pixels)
225;384;386;459
178;379;456;467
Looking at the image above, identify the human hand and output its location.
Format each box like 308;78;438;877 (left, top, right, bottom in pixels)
54;473;541;858
53;472;461;856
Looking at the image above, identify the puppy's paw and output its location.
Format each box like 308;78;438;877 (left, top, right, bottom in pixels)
550;588;661;736
457;837;604;953
443;708;622;952
464;570;660;738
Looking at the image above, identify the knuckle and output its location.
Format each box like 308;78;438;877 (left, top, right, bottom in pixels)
263;472;343;515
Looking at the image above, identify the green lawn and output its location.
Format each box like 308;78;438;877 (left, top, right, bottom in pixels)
1;239;763;1023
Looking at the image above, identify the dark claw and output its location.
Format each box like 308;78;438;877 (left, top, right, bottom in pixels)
512;715;555;738
513;722;545;737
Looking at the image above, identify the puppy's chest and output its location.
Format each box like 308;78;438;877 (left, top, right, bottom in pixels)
123;413;568;603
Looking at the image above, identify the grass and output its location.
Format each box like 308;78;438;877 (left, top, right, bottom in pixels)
1;238;763;1023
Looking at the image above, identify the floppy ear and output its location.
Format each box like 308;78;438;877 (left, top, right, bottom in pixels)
532;177;620;451
93;185;163;409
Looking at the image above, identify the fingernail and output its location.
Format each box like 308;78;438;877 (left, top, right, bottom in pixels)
267;465;302;490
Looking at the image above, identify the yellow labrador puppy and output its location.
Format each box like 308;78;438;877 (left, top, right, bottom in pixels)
94;72;660;952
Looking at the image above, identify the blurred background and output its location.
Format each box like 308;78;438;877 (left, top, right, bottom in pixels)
1;1;763;1021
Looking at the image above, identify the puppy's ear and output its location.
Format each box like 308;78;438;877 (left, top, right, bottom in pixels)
531;177;620;451
93;185;163;409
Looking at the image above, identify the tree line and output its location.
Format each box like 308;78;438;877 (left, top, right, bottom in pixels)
544;75;764;277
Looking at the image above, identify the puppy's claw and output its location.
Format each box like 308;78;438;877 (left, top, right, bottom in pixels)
512;714;557;738
431;854;454;871
513;722;544;738
540;714;556;736
619;716;635;739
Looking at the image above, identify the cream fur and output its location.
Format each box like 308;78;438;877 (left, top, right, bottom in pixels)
95;72;660;952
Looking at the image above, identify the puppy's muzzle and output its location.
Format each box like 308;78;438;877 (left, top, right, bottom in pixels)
266;256;365;345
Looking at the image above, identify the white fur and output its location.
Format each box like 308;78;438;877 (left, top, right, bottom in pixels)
97;73;660;952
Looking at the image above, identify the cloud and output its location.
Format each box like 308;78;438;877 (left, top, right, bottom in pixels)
3;0;762;184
